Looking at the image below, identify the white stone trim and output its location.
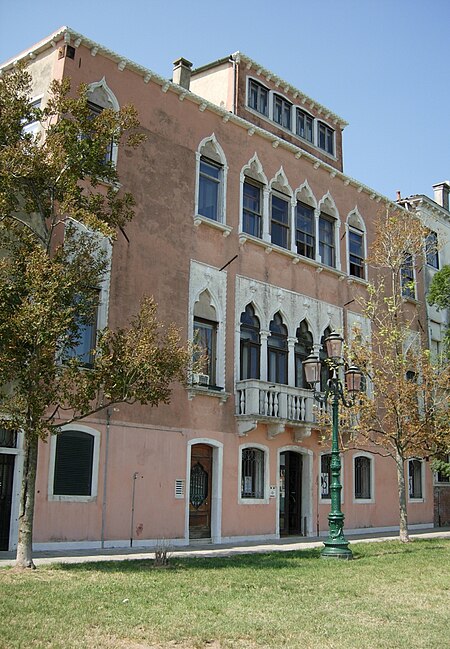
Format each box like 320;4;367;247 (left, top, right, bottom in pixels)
185;438;223;544
47;424;101;502
194;134;228;225
276;446;313;536
238;442;270;505
407;458;426;503
352;451;375;504
189;260;227;390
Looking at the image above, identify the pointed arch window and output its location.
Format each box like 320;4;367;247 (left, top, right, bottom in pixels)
271;193;290;249
296;201;315;259
295;320;313;388
319;213;336;267
240;304;261;380
243;179;262;238
193;291;218;386
268;313;288;385
196;137;227;224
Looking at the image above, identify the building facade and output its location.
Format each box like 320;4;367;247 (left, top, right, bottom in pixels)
0;28;437;551
399;183;450;527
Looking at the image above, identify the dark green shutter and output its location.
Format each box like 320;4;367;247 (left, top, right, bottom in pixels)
53;431;94;496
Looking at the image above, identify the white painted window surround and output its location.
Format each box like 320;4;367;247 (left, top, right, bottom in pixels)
86;78;120;168
194;134;229;231
353;452;375;504
48;424;101;502
238;442;270;505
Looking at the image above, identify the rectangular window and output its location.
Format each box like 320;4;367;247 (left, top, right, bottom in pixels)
243;180;262;238
296;109;313;143
193;317;217;385
425;231;439;269
22;99;41;138
0;429;17;448
198;157;222;221
401;253;415;299
318;122;334;155
273;95;292;130
355;456;371;499
296;202;315;259
53;431;94;496
349;229;364;278
271;194;290;249
241;448;265;499
248;79;269;116
408;459;423;499
319;214;335;267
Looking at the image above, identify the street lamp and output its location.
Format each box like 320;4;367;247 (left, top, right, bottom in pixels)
303;331;362;559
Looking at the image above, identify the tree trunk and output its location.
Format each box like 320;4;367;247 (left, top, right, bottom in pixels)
395;450;410;543
15;434;39;569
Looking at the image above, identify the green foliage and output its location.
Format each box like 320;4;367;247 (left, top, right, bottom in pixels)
0;63;190;441
428;265;450;356
428;265;450;311
0;63;191;565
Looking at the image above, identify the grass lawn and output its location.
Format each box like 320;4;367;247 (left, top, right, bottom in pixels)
0;539;449;649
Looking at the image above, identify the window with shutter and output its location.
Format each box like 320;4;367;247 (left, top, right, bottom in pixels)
53;431;95;496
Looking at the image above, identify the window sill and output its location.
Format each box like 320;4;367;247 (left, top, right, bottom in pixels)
353;498;375;504
193;214;232;237
187;384;230;403
239;497;270;505
239;232;346;278
345;275;369;287
408;497;425;503
48;494;96;503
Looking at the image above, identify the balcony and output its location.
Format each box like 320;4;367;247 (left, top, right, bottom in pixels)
235;379;317;440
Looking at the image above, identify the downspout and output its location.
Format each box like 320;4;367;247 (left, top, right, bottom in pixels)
232;54;237;115
100;407;111;549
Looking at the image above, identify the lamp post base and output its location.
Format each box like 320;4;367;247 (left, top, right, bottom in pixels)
321;540;353;560
321;512;353;559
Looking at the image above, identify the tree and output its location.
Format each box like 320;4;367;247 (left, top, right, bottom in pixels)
347;207;450;542
428;264;450;356
0;65;192;568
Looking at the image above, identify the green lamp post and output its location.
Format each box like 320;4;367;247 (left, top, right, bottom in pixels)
303;331;362;559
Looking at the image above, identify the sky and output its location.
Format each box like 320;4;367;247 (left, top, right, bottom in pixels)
1;0;449;202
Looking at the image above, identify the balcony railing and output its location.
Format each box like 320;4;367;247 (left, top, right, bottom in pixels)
236;379;317;424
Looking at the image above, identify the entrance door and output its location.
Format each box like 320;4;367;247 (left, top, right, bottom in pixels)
279;452;302;536
189;444;212;540
0;454;15;550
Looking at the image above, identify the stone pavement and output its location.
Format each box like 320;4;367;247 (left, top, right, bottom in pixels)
1;527;449;568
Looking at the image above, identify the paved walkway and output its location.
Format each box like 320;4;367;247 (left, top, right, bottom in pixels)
1;527;449;568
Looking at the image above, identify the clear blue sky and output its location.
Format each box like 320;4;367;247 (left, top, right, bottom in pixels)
1;0;449;201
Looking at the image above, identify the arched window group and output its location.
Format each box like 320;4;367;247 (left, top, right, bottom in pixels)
239;305;326;389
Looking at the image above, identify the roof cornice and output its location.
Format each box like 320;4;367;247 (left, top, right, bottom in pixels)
1;27;401;213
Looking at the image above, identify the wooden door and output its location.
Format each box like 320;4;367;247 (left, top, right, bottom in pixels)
0;454;15;551
189;444;212;540
279;452;302;536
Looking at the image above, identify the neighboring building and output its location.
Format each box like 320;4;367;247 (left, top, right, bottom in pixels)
0;28;436;551
398;182;450;527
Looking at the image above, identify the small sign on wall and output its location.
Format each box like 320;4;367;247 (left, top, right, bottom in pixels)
269;485;277;498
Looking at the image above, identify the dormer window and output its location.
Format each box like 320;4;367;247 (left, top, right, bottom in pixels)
273;94;292;130
318;122;334;155
249;79;269;116
296;109;313;143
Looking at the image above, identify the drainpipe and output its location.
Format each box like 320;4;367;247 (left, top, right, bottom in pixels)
232;54;237;114
130;472;140;547
100;408;111;549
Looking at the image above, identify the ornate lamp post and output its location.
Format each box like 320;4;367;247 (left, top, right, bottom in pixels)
303;331;362;559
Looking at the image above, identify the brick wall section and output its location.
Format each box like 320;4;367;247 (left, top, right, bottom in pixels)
434;487;450;526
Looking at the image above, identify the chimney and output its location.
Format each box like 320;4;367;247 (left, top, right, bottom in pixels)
172;57;193;90
432;181;450;211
